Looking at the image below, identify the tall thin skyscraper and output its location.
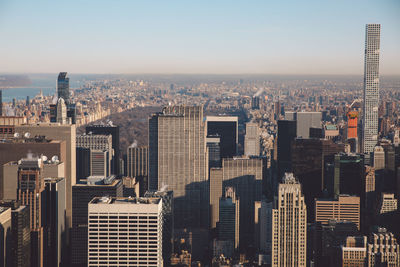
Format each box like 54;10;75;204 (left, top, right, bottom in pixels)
149;105;208;229
362;24;381;154
57;72;70;104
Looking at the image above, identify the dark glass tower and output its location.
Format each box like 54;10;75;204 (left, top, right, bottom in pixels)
277;120;297;180
57;72;70;104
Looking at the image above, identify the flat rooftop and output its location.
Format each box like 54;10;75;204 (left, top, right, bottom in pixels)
90;196;161;205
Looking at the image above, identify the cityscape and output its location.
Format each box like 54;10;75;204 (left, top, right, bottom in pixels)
0;1;400;267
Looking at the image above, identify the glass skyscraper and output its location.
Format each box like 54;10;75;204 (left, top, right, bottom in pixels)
57;72;70;104
362;24;381;154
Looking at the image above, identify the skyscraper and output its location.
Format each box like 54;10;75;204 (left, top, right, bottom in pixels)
87;196;164;267
277;120;297;179
206;116;238;158
244;122;260;157
57;72;70;104
270;173;307;267
362;24;381;154
149;105;208;229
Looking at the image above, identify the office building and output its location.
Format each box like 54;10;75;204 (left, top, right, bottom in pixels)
43;178;66;267
373;146;385;170
71;176;123;267
87;196;163;267
206;116;238;158
362;24;381;154
285;111;322;138
56;98;68;124
331;153;364;199
244;122;260;157
209;157;263;248
270;173;307;267
0;136;66;200
16;156;46;267
0;201;31;267
339;236;368;267
218;187;239;250
378;193;397;214
315;195;360;230
86;125;120;176
323;125;339;140
346;111;358;140
149;105;208;229
76;133;113;151
0;206;11;267
76;147;90;181
90;150;110;177
127;146;148;193
292;138;344;220
144;189;174;265
367;228;400;266
277;120;296;179
206;136;221;168
57;72;70;104
251;96;260;110
0;90;2;116
16;123;76;232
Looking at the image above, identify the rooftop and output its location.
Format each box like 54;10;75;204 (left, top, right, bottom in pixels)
90;196;161;205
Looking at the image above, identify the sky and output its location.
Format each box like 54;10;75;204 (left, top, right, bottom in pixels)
0;0;399;75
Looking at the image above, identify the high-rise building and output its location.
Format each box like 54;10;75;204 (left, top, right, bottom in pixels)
206;116;238;158
76;133;113;151
90;150;110;177
0;90;2;117
206;136;221;168
367;228;400;266
346;111;358;140
16;156;46;267
0;136;66;200
373;146;385;170
285;111;322;138
15;123;76;232
251;96;260;110
86;125;120;176
315;195;360;230
244;122;260;157
127;146;148;193
87;196;164;267
270;173;307;267
339;236;368;266
76;147;90;181
149;105;208;229
378;193;398;214
57;72;70;104
71;176;123;267
56;98;68;124
362;24;381;154
277;120;296;179
218;187;240;250
209;157;263;248
144;189;174;265
43;177;66;267
0;201;31;267
292;138;344;221
0;206;11;266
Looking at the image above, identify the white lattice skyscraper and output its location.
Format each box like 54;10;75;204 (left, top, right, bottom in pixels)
362;24;381;154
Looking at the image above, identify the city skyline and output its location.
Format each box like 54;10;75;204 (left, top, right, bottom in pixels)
0;0;399;75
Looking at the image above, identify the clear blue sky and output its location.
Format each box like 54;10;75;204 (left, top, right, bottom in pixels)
0;0;399;75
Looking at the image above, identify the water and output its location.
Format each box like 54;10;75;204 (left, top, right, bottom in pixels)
1;73;82;102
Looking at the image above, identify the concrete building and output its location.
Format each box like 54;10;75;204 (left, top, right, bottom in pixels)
367;228;400;267
127;146;148;194
209;157;263;248
378;193;398;214
362;24;381;154
315;195;360;230
0;206;11;267
15;123;76;232
340;236;368;267
76;133;113;152
373;146;385;170
206;136;221;168
71;176;123;267
0;201;31;267
206;116;238;158
87;196;163;267
86;125;120;176
43;177;66;267
285;111;322;138
324;124;339;140
244;122;260;157
149;105;208;229
0;136;66;200
90;150;110;177
270;173;307;267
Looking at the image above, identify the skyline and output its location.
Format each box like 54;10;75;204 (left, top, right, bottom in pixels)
0;0;399;75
